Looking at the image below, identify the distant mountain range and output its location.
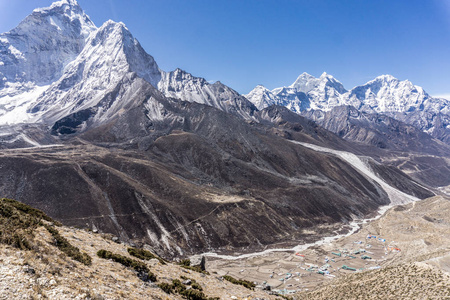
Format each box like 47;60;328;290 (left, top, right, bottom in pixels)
246;73;450;144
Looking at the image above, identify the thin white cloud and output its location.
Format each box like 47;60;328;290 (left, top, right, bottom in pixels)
108;0;118;22
434;0;450;31
433;93;450;99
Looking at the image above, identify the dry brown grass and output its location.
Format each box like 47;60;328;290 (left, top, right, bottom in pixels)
0;199;279;299
298;263;450;299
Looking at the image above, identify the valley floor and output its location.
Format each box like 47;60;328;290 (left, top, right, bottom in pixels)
206;195;450;298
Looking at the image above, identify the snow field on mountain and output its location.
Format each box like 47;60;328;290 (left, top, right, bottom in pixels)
0;85;50;125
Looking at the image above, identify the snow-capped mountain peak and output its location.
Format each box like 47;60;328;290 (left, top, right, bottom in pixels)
2;0;445;142
0;0;96;88
34;0;80;11
23;17;162;124
254;72;348;112
244;84;279;110
288;72;346;94
158;68;256;119
372;74;397;82
247;72;449;142
292;71;314;81
245;71;450;143
346;74;433;113
30;0;95;38
289;72;315;91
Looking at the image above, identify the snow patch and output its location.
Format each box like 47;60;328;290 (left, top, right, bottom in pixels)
102;192;127;239
0;85;50;125
48;16;63;31
34;0;79;13
18;134;41;147
144;97;166;121
8;45;24;59
135;193;172;250
146;229;160;247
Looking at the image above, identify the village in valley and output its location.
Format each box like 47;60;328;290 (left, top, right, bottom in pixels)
207;196;450;297
209;229;401;295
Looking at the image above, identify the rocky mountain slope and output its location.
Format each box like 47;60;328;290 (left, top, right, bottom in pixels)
0;85;433;255
302;105;449;156
0;197;279;299
0;2;448;299
0;0;445;260
256;104;450;188
246;73;450;144
2;194;449;299
158;68;256;120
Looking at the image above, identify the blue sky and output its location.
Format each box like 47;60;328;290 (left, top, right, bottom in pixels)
0;0;449;97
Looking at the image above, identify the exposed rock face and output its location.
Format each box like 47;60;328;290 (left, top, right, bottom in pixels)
387;110;450;144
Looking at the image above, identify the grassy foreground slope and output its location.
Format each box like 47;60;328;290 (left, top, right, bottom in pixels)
0;198;278;299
